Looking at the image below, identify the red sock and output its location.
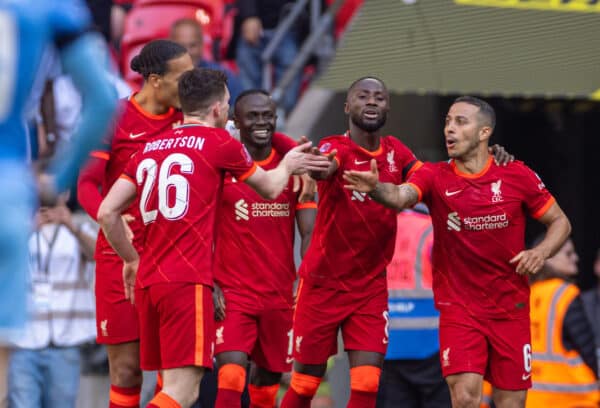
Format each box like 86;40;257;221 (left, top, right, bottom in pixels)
215;363;246;408
154;372;163;396
108;384;141;408
347;389;377;408
147;391;181;408
347;365;380;408
248;383;279;407
280;387;313;408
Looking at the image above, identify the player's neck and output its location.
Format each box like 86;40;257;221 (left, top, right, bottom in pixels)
244;143;272;162
183;114;215;128
454;147;491;175
347;127;380;151
134;89;171;116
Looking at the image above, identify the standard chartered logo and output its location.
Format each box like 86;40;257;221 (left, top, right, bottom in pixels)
447;211;509;232
234;199;290;221
447;212;461;231
235;199;249;221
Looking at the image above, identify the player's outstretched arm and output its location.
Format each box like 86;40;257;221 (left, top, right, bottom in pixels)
343;159;419;210
244;142;330;199
510;202;571;275
50;33;118;192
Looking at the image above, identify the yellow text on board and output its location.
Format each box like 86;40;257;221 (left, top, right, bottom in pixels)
455;0;600;13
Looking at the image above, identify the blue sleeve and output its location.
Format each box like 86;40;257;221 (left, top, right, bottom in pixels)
50;32;118;191
49;0;91;45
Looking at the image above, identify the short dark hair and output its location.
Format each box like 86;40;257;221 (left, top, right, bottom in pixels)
234;89;271;112
130;39;188;79
454;96;496;130
178;68;228;116
348;76;387;94
170;18;202;37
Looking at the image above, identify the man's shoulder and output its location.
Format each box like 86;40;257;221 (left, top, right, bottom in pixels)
318;134;348;149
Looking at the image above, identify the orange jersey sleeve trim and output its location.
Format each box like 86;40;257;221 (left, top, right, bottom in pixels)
194;285;205;366
406;160;424;178
406;182;423;202
532;196;556;219
296;202;317;210
90;151;110;161
109;389;140;406
237;163;258;182
119;174;136;185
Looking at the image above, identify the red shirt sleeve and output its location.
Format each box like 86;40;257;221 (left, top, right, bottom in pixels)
77;155;108;221
406;163;435;203
318;138;344;169
215;131;257;181
517;164;555;219
271;132;298;155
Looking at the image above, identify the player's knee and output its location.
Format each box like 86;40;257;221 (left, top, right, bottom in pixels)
290;372;322;397
110;360;142;387
450;384;481;408
349;365;381;393
218;363;246;392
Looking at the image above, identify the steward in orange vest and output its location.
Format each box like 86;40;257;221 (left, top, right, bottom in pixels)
527;239;599;408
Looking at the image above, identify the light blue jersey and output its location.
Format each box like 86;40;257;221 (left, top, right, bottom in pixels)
0;0;117;338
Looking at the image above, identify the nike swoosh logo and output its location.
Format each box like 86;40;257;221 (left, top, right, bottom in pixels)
129;132;146;139
445;189;463;197
286;357;294;364
522;373;531;380
354;159;369;165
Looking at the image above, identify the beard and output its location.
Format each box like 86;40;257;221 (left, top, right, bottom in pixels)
350;111;387;133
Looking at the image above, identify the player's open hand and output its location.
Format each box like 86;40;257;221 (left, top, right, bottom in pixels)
284;142;332;175
213;284;226;322
123;258;139;304
489;144;514;166
510;248;546;275
343;159;379;193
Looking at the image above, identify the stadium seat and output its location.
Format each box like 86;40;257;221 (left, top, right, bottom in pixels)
120;0;235;89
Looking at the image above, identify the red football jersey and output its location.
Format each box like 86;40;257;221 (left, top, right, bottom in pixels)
94;95;183;258
300;134;420;292
408;157;555;319
214;148;315;309
122;124;257;287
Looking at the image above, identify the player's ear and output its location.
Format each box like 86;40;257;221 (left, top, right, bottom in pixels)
344;101;350;114
479;126;492;142
148;73;161;89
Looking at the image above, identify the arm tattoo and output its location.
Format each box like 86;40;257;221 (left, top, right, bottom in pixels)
369;182;418;209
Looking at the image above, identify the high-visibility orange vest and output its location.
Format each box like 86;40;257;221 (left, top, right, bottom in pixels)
480;380;493;408
527;278;600;408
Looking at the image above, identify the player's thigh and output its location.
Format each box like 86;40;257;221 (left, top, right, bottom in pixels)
291;282;343;365
135;286;160;371
343;288;389;358
485;317;531;391
214;307;258;358
438;310;488;378
152;283;214;370
95;256;139;344
252;307;293;373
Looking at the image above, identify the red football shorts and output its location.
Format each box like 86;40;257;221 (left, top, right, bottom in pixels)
95;255;139;344
291;279;389;365
438;305;532;390
214;296;293;373
136;283;214;371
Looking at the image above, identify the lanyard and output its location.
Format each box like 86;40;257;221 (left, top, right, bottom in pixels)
35;225;61;277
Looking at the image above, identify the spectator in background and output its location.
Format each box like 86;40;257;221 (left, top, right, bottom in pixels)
170;18;243;106
581;250;600;374
528;238;599;408
235;0;302;116
377;203;450;408
8;193;97;408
